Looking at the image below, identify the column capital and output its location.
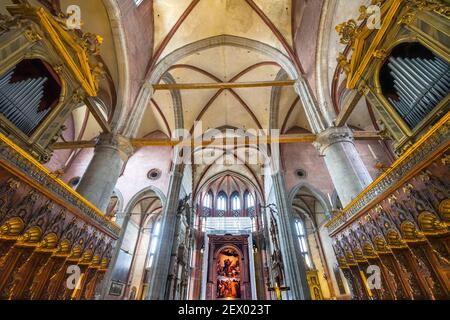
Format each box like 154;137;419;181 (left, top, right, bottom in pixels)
95;133;134;161
314;126;354;155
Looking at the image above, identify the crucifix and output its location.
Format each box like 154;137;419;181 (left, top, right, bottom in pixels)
267;281;290;300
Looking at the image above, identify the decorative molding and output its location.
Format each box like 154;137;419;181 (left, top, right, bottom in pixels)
7;2;103;96
95;133;133;162
336;0;404;90
314;126;354;155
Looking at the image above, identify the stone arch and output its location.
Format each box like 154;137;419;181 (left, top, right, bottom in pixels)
288;181;332;219
123;185;167;215
101;185;166;299
269;69;289;130
123;35;301;136
315;0;339;126
150;35;298;83
160;73;184;133
102;0;130;129
195;170;264;206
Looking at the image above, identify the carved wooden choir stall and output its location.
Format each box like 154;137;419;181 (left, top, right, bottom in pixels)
329;0;450;300
0;1;118;300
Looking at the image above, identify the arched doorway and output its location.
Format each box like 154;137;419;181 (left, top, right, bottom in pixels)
106;188;165;300
290;185;349;299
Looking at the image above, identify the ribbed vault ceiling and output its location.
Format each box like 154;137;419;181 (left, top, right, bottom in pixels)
139;0;311;187
138;0;308;139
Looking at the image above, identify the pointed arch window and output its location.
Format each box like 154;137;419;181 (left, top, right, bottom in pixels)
231;192;241;216
245;191;255;217
216;192;227;216
295;219;312;269
203;191;213;208
246;192;255;208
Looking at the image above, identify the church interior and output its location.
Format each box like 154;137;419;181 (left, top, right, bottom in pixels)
0;0;448;301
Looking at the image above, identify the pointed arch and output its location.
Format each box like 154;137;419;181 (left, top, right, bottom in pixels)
288;182;332;219
149;35;298;84
216;191;228;215
230;191;241;216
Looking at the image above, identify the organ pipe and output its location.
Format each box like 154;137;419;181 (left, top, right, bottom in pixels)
0;68;49;135
387;56;450;129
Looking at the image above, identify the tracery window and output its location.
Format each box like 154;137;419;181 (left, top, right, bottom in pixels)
202;191;213;217
203;191;213;208
231;192;241;216
216;192;227;216
244;191;255;217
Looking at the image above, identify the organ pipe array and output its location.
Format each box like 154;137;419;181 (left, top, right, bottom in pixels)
0;68;49;135
387;56;450;129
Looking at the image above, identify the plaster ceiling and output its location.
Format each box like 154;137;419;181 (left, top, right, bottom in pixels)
59;0;119;88
142;45;296;136
154;0;292;61
347;97;377;131
292;186;329;227
130;191;163;225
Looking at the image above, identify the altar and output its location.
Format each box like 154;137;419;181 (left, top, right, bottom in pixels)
200;217;257;300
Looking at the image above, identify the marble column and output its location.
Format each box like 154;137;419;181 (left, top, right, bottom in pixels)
314;126;372;206
76;133;133;212
145;168;183;300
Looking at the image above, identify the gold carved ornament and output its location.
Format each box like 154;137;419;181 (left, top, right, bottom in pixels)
338;0;450;89
407;0;450;17
335;19;359;46
335;0;404;89
399;0;450;25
